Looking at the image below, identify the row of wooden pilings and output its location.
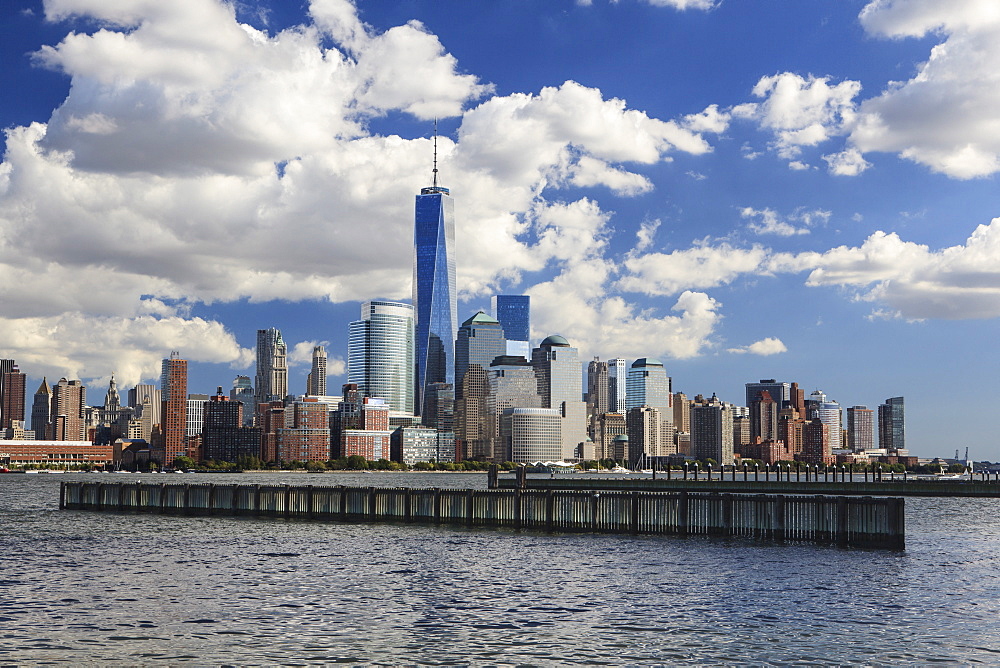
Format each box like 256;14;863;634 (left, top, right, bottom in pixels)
60;481;905;549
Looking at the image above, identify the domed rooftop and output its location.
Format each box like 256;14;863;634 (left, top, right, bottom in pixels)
613;434;629;442
631;357;663;368
540;334;570;347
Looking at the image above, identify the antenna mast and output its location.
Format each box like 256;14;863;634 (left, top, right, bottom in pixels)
432;119;439;187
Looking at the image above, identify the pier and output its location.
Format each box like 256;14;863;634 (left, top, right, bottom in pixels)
60;481;904;549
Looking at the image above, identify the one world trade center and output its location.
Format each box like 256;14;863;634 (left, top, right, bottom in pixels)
413;147;457;421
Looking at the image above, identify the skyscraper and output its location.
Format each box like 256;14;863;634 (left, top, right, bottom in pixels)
30;377;52;437
531;335;588;460
161;353;188;465
1;364;26;430
745;379;791;409
255;328;288;405
348;300;415;414
50;378;86;441
690;394;734;464
307;345;327;397
454;311;506;460
878;397;905;453
413;153;457;418
487;355;542;461
625;358;672;414
608;358;629;414
492;295;530;358
807;390;843;450
847;405;874;452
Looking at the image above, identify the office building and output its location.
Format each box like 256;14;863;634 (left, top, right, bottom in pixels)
625;358;671;414
532;335;588;460
745;379;791;409
202;389;261;463
455;311;506;460
594;412;626;461
878;397;905;453
348;300;415;414
31;378;52;438
390;425;440;464
586;358;609;438
307;345;327;397
229;376;255;427
500;407;562;464
608;358;629;414
413;161;457;418
128;384;161;428
690;394;734;464
847;405;874;452
493;295;530;358
255;327;288;404
487;355;542;461
749;390;779;442
626;406;675;463
1;364;26;430
161;353;188;465
806;390;842;451
50;378;86;441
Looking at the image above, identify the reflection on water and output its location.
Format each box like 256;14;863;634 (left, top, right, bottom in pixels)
2;472;999;664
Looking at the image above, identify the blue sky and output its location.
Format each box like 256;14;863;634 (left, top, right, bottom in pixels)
2;0;1000;458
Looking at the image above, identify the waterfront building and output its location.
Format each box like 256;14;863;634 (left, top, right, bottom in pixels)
30;377;52;438
492;294;530;358
806;390;842;451
229;376;255;427
390;425;439;464
608;358;629;414
340;397;392;460
276;399;330;463
626;406;675;464
594;412;626;461
847;405;874;452
586;358;609;439
1;363;26;430
413;154;458;418
160;353;188;465
745;379;791;409
625;358;671;414
255;327;288;405
186;394;209;437
348;300;415;414
800;418;833;464
487;355;542;461
50;378;86;441
128;384;161;428
878;397;905;453
690;394;734;464
202;389;261;463
0;440;112;467
500;407;562;463
454;311;506;460
749;390;779;442
532;335;588;460
307;345;327;397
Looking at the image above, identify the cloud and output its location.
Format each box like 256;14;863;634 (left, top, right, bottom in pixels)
635;219;661;252
1;1;731;380
728;337;788;356
823;148;871;176
616;242;771;296
741;206;830;237
779;217;1000;319
733;72;860;161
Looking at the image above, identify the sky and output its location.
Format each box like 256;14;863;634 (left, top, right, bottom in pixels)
2;0;1000;459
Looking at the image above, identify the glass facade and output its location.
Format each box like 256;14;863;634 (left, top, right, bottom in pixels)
501;407;562;463
608;358;629;414
455;311;506;397
413;186;457;418
625;358;671;414
348;301;415;415
532;336;588;460
492;295;530;342
878;396;905;452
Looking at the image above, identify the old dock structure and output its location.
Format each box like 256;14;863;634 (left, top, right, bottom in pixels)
60;480;905;549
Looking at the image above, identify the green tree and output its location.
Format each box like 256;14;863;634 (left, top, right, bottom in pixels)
173;456;197;470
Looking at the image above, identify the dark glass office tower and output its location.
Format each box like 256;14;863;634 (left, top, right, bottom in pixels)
413;184;457;419
493;295;530;341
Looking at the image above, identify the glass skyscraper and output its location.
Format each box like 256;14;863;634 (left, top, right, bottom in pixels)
625;358;672;414
413;184;457;418
348;300;415;414
878;396;905;452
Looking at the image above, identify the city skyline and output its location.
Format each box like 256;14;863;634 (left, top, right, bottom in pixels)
2;1;1000;459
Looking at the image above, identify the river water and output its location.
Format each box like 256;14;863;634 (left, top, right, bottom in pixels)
2;471;999;665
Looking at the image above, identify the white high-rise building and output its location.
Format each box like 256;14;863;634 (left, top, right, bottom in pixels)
807;390;843;450
308;345;327;397
348;301;415;415
608;358;629;414
532;335;588;460
501;407;562;464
